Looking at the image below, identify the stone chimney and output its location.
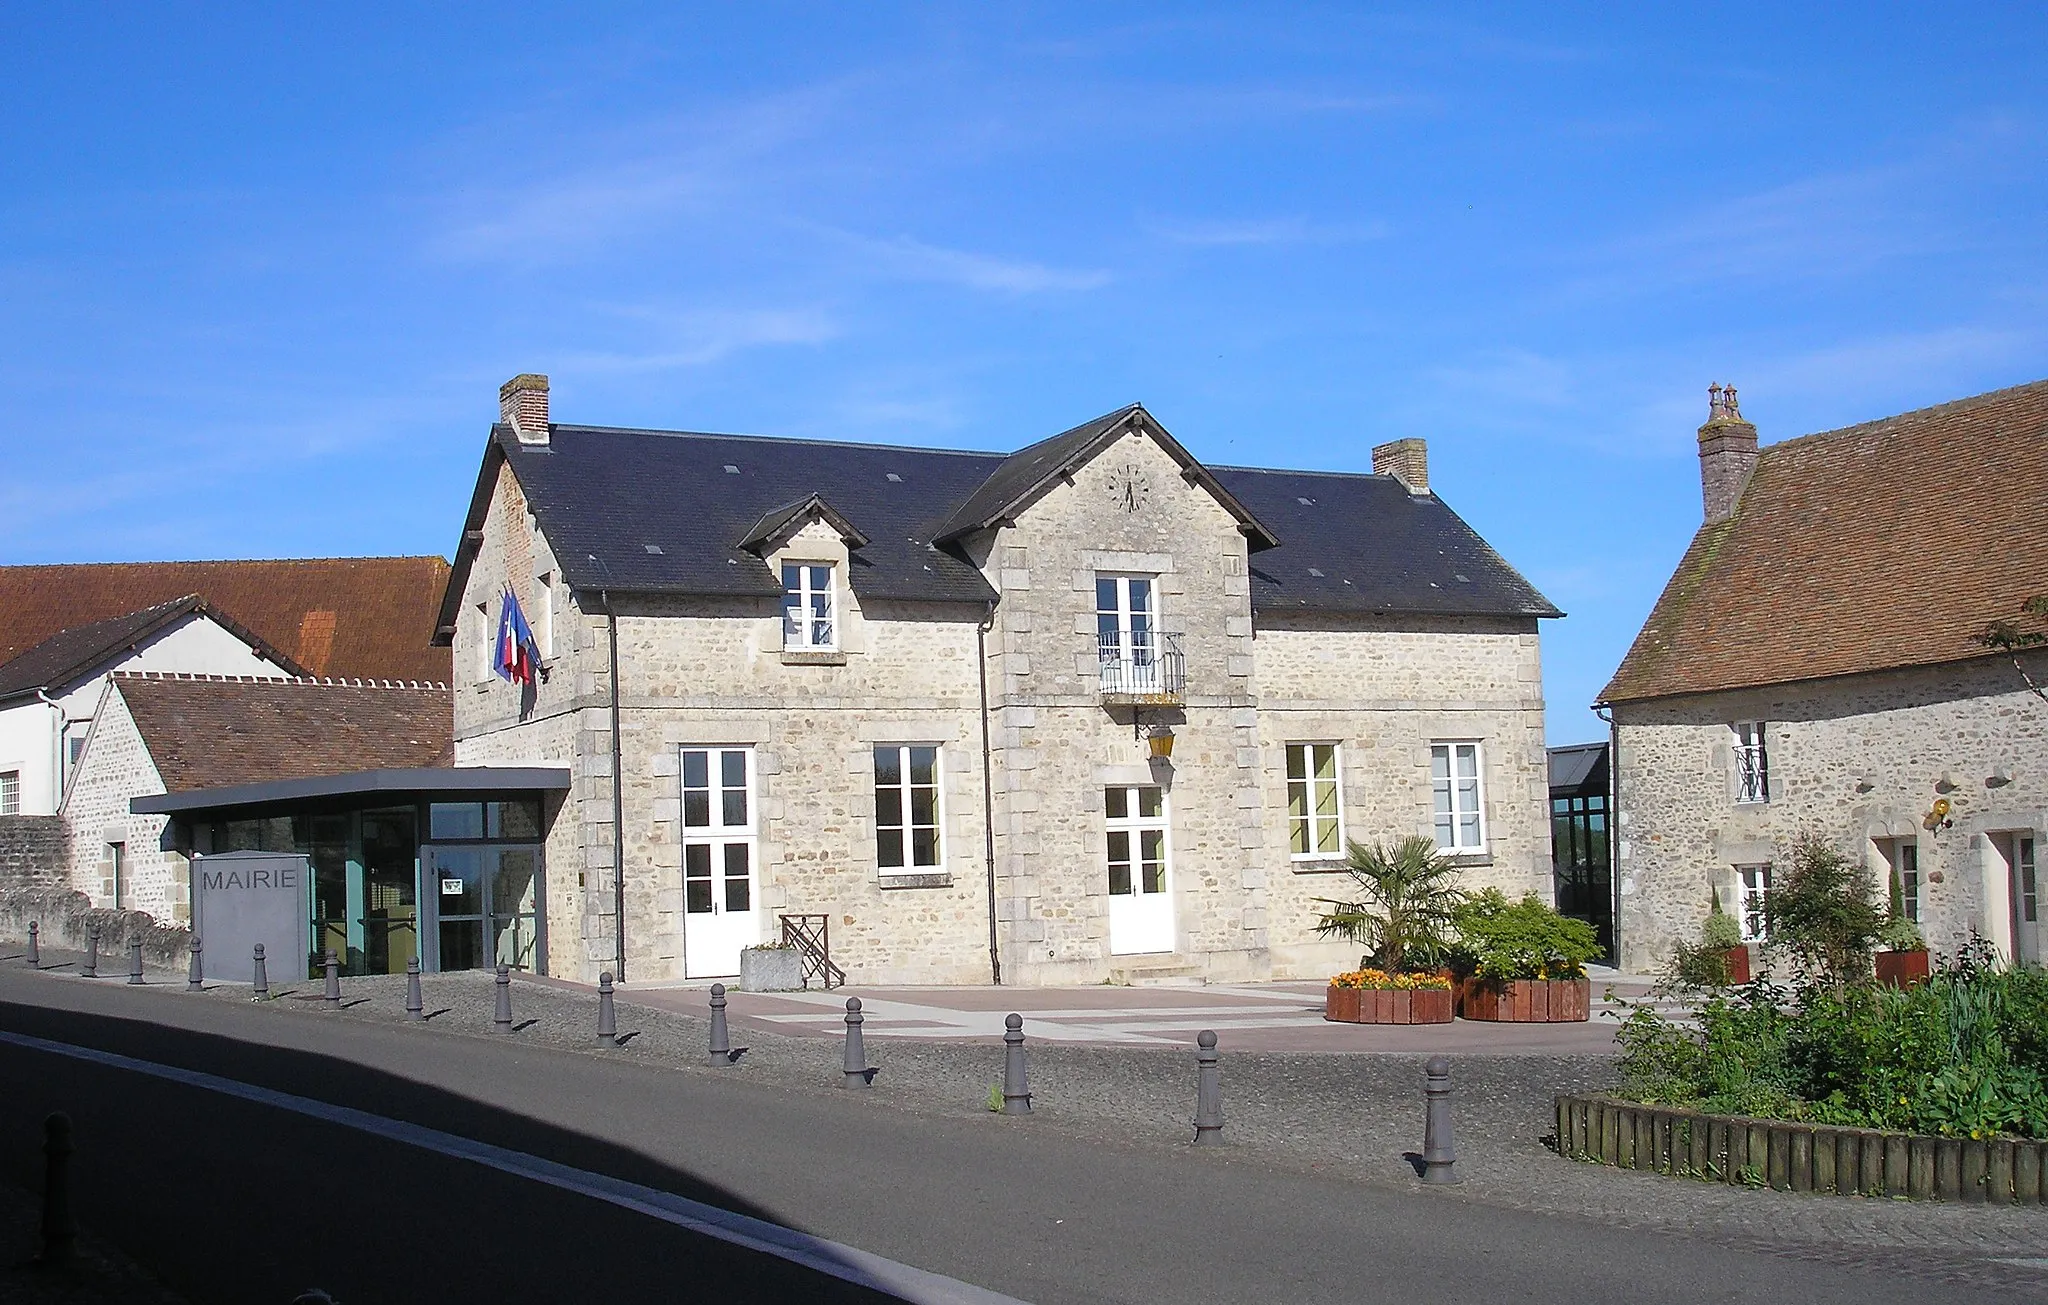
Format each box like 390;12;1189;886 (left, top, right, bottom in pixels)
1697;383;1758;522
1371;437;1429;495
500;373;551;446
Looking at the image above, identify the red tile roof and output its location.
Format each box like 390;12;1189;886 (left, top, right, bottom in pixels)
0;557;451;684
113;674;452;794
1601;378;2048;704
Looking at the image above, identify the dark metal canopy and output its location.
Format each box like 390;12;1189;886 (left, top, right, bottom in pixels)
131;766;570;816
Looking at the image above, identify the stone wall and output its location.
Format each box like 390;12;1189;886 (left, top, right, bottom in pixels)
0;885;191;966
58;683;183;924
1612;653;2048;972
0;815;69;889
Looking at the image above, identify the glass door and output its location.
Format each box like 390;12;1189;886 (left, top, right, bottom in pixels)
429;846;486;972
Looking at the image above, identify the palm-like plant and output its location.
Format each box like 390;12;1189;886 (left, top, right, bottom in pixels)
1313;836;1468;973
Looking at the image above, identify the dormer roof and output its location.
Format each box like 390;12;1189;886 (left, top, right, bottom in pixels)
736;493;873;554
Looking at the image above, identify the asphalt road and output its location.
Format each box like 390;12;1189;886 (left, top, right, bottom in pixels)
0;967;2038;1305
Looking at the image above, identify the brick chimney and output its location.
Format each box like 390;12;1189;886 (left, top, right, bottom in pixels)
1697;383;1758;522
1371;437;1429;495
500;373;550;446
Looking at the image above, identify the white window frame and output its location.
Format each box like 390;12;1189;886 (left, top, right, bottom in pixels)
474;601;491;684
873;744;944;874
680;746;757;914
1880;838;1921;923
782;563;837;651
1430;741;1487;853
1104;784;1170;896
0;770;18;816
1095;574;1159;691
1736;863;1772;942
2019;835;2039;927
1285;742;1344;860
1733;722;1770;805
108;841;127;910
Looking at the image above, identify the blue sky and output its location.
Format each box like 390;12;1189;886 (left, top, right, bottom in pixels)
5;5;2044;742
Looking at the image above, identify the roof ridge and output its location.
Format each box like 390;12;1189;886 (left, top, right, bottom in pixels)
112;670;450;690
536;423;1008;459
1211;463;1399;482
1761;376;2048;456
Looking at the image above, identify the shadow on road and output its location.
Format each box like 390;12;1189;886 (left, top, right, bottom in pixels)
0;1001;904;1305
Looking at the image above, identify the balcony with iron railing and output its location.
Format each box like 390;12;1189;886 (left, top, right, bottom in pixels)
1098;631;1186;705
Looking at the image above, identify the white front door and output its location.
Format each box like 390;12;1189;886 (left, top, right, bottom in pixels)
1106;785;1173;954
681;747;758;978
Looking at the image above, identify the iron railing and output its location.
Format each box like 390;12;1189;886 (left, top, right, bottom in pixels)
779;913;844;989
1098;631;1185;700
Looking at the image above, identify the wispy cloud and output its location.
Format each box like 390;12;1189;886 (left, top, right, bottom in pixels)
819;228;1111;294
565;305;840;373
1148;215;1390;247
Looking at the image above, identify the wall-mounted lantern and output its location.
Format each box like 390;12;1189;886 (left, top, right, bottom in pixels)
1146;725;1175;760
1922;797;1953;832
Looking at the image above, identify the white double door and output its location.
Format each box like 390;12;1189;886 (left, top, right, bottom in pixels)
682;747;759;978
1106;785;1173;954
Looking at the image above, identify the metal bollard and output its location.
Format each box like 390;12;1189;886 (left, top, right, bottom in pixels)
1421;1055;1459;1184
1002;1013;1032;1115
38;1112;74;1266
83;926;100;978
1193;1029;1223;1145
404;956;424;1020
323;950;341;1006
597;972;617;1044
252;943;269;998
26;921;39;967
493;963;513;1033
187;936;203;991
842;996;875;1088
127;937;144;985
708;983;733;1065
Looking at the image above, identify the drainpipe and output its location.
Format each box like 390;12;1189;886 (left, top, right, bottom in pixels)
1593;702;1619;968
36;689;67;811
600;588;628;983
978;600;1001;985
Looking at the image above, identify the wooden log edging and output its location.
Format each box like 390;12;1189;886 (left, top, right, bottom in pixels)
1552;1094;2048;1204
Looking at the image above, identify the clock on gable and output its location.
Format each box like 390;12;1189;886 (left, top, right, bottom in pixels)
1108;463;1151;514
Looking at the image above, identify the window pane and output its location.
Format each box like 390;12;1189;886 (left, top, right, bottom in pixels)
1316;819;1339;855
684;750;708;788
909;746;938;786
684;790;710;827
874;747;901;786
1456;745;1478;779
1096;577;1118;610
1140;830;1165;893
722;791;747;827
1290;817;1309;855
1314;745;1337;782
686;878;713;913
909;787;937;827
685;843;711;878
1105;787;1128;820
1315;783;1339;820
724;843;750;912
1107;830;1130;863
1108;861;1132;895
433;848;484;914
876;788;902;827
1286;745;1306;781
782;564;801;592
491;849;538;917
488;800;542;840
1129;578;1152;613
439;920;480;972
1287;781;1307;822
1431;746;1450;780
430;803;485;840
911;828;939;867
877;830;904;868
721;750;746;787
1137;788;1162;818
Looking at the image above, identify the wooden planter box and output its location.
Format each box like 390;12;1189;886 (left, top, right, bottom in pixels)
1876;949;1931;987
1554;1093;2048;1204
1459;977;1591;1022
1722;945;1751;984
1325;985;1454;1024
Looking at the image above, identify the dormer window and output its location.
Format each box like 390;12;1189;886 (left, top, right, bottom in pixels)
783;564;836;650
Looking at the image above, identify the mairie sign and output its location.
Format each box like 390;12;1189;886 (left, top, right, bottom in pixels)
191;850;312;984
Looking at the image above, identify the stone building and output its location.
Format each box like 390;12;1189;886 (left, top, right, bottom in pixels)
440;375;1560;987
1600;380;2048;972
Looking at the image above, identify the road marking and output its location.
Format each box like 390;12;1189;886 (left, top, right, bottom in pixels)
0;1028;1027;1305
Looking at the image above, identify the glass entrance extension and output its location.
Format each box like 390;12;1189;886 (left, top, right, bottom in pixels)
198;794;547;977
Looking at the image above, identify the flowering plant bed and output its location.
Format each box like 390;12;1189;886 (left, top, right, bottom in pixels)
1459;976;1591;1022
1325;969;1454;1024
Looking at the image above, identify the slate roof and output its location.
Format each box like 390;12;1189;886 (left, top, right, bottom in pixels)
113;674;452;794
441;406;1557;630
0;596;308;702
0;558;452;683
1214;466;1559;617
1548;742;1609;796
1600;378;2048;705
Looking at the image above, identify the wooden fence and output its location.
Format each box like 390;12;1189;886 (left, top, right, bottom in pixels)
1554;1094;2047;1204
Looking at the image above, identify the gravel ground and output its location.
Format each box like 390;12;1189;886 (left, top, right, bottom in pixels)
14;942;2048;1268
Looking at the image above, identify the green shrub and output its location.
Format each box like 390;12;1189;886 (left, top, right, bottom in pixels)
1312;836;1466;973
1765;835;1882;991
1664;940;1734;990
1450;889;1601;982
1701;909;1743;952
1618;946;2048;1140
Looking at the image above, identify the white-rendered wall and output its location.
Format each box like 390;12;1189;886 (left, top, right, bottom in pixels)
0;615;290;815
